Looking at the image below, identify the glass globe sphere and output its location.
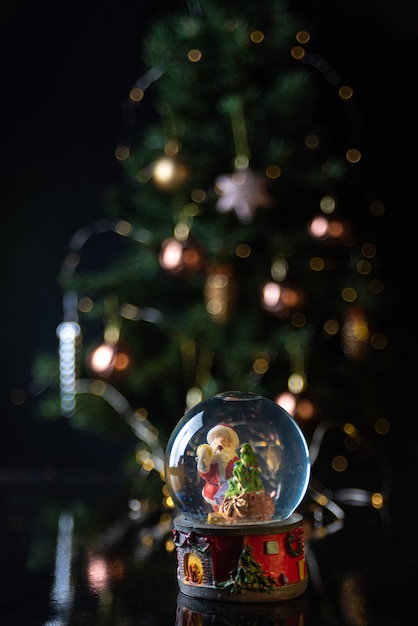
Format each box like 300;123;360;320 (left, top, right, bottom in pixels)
165;391;310;526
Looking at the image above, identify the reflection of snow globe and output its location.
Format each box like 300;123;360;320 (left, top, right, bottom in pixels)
165;391;311;602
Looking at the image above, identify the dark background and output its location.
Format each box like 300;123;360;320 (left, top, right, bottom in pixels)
0;6;417;623
0;0;417;468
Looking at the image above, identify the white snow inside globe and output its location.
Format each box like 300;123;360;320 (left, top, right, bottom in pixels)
164;391;310;525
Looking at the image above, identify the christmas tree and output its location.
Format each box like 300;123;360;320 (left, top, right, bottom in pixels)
31;0;396;505
221;542;277;595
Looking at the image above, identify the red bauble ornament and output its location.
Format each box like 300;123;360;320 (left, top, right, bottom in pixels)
159;236;204;277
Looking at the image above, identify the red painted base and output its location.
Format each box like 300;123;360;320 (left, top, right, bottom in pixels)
173;514;308;602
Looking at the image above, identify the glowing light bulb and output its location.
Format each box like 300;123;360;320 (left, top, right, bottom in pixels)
90;344;116;373
160;239;183;271
275;392;297;416
154;158;175;183
261;281;281;309
57;321;81;416
309;216;328;238
152;157;189;191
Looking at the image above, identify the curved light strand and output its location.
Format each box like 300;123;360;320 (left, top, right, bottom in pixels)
56;219;153;415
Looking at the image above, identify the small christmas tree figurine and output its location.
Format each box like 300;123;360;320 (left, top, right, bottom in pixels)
222;542;277;596
225;443;264;495
219;442;275;522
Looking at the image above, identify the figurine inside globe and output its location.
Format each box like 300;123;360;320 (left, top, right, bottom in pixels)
165;391;310;525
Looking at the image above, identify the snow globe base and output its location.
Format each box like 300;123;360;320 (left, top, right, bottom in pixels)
173;513;308;602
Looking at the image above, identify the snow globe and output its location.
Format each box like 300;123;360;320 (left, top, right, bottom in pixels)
165;391;310;602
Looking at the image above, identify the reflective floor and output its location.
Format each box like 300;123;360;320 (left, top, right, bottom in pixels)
0;462;415;626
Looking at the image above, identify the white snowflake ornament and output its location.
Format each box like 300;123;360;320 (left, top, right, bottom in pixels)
214;169;274;224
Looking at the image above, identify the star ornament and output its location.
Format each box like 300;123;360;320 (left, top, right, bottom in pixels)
214;169;274;224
